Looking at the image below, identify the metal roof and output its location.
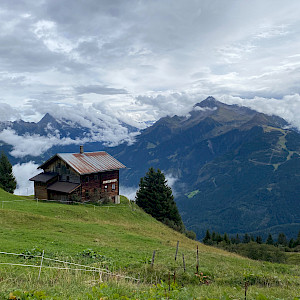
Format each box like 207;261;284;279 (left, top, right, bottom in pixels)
47;182;80;194
46;151;126;175
29;172;58;183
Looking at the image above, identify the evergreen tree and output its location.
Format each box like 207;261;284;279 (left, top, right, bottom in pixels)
211;231;217;243
216;232;222;243
277;233;288;246
223;233;230;244
288;238;295;248
256;235;263;244
136;167;184;232
296;230;300;246
235;234;241;244
0;152;16;193
203;229;211;244
243;233;250;243
266;233;274;245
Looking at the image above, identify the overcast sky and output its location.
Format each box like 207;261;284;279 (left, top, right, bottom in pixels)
2;0;300;195
0;0;300;129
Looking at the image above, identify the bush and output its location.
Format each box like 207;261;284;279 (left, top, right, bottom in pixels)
185;230;197;240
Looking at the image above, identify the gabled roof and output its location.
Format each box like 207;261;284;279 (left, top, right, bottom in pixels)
47;182;80;194
29;172;58;183
39;151;126;175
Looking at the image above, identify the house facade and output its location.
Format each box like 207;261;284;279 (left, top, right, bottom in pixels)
30;146;126;203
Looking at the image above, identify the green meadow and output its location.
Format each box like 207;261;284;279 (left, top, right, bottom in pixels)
0;188;299;299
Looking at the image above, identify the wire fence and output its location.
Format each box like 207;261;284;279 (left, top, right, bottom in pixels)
0;250;139;282
0;197;129;209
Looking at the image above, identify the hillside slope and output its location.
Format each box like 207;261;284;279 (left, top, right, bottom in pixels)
0;188;299;299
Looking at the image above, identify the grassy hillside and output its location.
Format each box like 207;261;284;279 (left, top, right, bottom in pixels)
0;188;299;299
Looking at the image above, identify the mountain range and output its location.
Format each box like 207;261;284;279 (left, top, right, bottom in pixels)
109;97;300;238
0;97;299;238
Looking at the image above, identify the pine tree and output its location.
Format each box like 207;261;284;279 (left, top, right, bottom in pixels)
211;231;217;243
256;236;263;244
288;238;295;248
136;167;184;232
266;233;274;245
203;229;211;244
0;152;16;193
277;233;288;246
235;234;240;244
243;233;250;243
223;233;230;244
296;230;300;246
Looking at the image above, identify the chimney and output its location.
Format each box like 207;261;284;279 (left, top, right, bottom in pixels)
80;145;84;154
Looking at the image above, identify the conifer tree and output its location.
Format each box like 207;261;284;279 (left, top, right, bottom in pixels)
296;230;300;246
277;233;288;246
256;236;263;244
0;152;16;193
243;233;250;243
223;233;230;244
288;238;295;248
235;233;241;244
266;233;274;245
136;167;184;232
203;229;211;244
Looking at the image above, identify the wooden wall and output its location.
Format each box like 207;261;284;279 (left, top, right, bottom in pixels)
45;159;80;184
81;170;119;202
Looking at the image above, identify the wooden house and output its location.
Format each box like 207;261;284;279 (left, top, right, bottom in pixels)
29;146;126;204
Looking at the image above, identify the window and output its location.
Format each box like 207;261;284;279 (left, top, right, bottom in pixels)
66;176;70;182
86;177;89;183
112;183;116;190
57;162;61;168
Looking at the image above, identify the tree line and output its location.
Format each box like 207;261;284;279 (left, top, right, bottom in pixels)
203;229;300;249
202;229;300;263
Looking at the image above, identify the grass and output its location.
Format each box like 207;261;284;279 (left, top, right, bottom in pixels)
0;188;299;299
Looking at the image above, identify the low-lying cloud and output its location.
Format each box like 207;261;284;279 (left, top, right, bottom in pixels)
13;161;40;195
119;185;138;201
0;129;88;157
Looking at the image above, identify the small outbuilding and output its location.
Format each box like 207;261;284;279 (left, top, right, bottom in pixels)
29;146;126;204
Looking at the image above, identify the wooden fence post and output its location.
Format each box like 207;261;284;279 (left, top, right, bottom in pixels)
196;245;199;274
182;253;186;272
38;250;44;280
175;241;179;261
151;250;156;268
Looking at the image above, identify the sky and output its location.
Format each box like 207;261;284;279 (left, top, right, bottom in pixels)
1;0;300;194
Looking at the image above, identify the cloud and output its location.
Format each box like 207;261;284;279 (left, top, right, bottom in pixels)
0;103;21;121
13;161;40;195
0;128;89;157
219;94;300;130
164;173;179;196
75;85;128;95
0;1;300;135
119;185;138;201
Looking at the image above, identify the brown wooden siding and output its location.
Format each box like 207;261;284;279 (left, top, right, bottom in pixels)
45;158;80;183
34;182;47;199
80;170;119;202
